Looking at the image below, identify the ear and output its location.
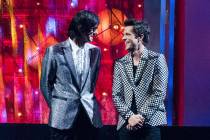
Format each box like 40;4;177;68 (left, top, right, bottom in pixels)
137;37;141;43
136;34;144;42
140;34;144;41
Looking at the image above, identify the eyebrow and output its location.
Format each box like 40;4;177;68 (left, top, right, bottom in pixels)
123;32;131;35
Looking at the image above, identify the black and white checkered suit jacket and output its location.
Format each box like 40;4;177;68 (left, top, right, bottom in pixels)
112;47;168;130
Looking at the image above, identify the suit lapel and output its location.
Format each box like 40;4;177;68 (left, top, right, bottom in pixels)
124;53;135;86
89;48;98;69
62;40;80;91
89;48;99;84
80;46;99;91
134;48;148;84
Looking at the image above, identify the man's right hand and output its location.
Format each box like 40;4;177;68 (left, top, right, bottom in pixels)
128;114;144;127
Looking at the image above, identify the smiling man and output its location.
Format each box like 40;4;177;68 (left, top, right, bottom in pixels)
40;10;102;140
112;19;168;140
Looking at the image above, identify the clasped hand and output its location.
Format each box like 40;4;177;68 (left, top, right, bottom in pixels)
126;114;145;131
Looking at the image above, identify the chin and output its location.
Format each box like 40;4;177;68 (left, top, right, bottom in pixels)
126;46;135;52
125;45;131;50
88;37;93;42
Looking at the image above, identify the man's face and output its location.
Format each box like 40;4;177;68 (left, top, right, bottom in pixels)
85;26;98;42
122;26;138;51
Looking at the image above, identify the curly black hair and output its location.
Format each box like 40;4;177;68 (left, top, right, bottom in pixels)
68;10;99;44
124;19;150;44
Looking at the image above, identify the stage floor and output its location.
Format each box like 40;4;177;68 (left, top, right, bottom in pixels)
0;124;210;140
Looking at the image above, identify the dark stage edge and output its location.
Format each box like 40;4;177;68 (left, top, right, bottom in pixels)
0;124;210;140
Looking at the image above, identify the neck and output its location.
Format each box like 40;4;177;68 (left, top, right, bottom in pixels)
132;45;144;58
72;38;86;48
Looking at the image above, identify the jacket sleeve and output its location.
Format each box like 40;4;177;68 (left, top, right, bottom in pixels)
40;47;56;107
139;54;168;121
112;62;134;121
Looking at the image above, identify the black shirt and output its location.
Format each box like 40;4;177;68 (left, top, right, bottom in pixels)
131;65;138;114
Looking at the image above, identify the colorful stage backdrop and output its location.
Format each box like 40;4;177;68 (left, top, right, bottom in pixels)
1;0;210;127
0;0;144;124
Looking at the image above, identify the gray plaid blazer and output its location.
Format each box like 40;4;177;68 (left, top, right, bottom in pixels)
40;39;102;130
112;48;168;130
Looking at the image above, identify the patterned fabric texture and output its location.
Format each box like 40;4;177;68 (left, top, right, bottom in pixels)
40;39;103;129
112;48;168;130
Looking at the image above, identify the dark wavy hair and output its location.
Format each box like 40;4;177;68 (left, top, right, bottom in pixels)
68;10;99;44
124;19;150;44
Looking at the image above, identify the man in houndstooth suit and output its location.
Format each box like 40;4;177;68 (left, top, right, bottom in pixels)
112;19;168;140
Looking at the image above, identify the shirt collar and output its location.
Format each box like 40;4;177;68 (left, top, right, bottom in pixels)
68;37;93;52
68;37;81;53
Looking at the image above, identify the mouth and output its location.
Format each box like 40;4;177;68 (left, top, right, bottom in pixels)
124;41;134;51
125;43;130;49
125;41;131;46
88;35;94;41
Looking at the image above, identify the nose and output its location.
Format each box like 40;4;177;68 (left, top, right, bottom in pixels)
93;29;98;36
122;35;126;41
